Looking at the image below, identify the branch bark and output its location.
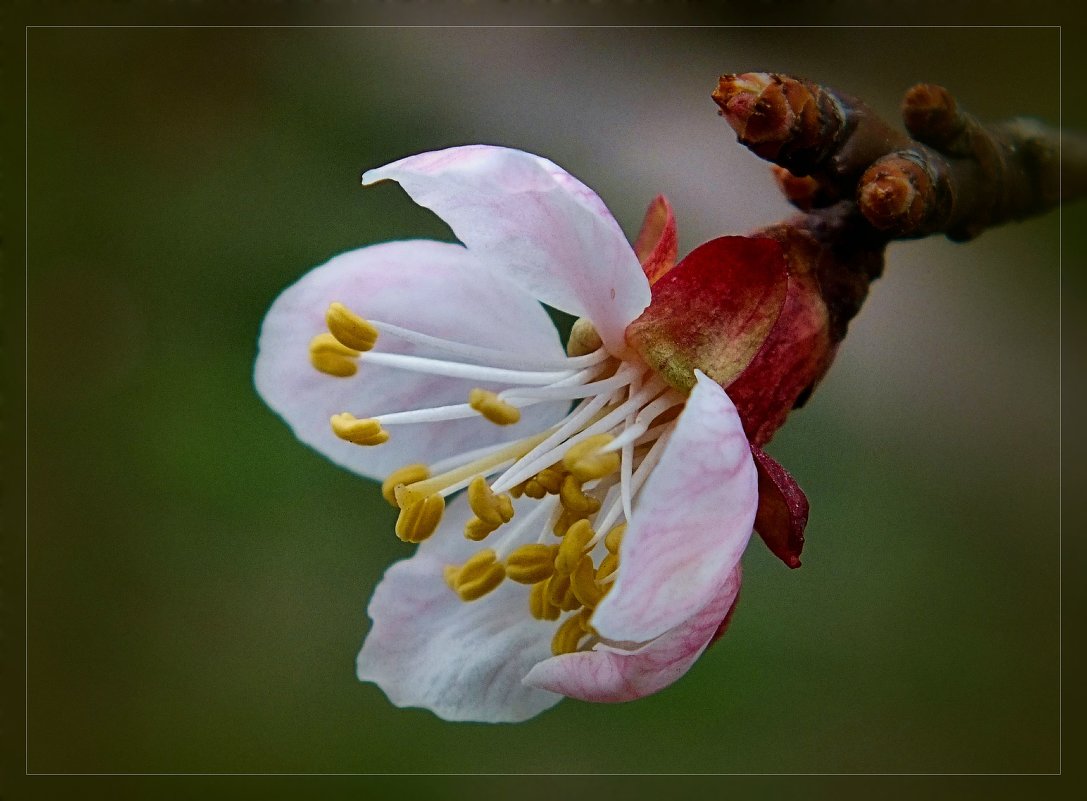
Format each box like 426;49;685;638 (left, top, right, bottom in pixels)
713;72;1085;242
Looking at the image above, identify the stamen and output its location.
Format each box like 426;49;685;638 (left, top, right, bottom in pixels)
358;351;578;386
566;318;603;357
468;389;521;426
395;429;554;508
381;463;430;507
555;519;595;575
551;611;589;655
569;556;606;608
533;467;565;495
604;524;626;553
309;333;360;377
596;553;620;581
529;579;561;621
360;317;611;371
467;476;516;527
505;543;558;584
394;493;445;543
563;434;621;482
452;549;507;601
326;302;379;352
330;413;389;446
559;475;601;516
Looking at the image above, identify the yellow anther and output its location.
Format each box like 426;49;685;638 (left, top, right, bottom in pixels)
546;572;572;608
566;318;603;357
555;519;595;575
509;482;526;499
309;333;360;377
464;516;497;542
604;523;626;553
326;302;378;352
381;463;430;507
529;579;561;621
505;544;558;584
534;467;565;495
454;549;506;601
552;509;596;538
443;565;461;590
468;388;521;426
563;434;620;482
570;556;605;608
310;351;357;377
394;493;445;543
467;476;515;528
559;474;601;515
330;413;389;446
551;613;587;656
596;552;620;581
522;479;547;500
576;607;596;633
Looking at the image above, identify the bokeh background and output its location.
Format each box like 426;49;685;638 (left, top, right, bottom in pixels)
26;26;1066;773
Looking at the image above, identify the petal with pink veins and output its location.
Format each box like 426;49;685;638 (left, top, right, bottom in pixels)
523;565;742;702
362;146;650;356
255;240;569;481
357;495;562;722
589;371;757;644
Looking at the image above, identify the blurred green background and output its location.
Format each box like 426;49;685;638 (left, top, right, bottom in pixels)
26;27;1065;773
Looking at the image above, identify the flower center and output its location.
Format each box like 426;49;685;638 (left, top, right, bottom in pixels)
312;301;685;656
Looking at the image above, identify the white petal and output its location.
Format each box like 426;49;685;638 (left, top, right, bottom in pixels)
254;240;569;480
590;371;757;643
356;496;561;722
363;146;650;356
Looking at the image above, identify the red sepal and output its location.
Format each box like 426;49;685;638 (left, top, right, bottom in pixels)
751;446;809;569
625;236;789;393
633;195;678;285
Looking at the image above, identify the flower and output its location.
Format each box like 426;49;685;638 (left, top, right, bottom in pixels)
255;145;809;722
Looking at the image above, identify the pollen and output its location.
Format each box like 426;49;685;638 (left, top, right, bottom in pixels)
563;434;621;482
529;579;561;621
326;302;379;352
467;476;515;528
468;388;521;426
381;463;431;507
566;318;603;357
505;543;558;584
569;556;606;608
330;413;389;446
559;474;601;515
394;493;445;543
551;610;592;656
604;523;626;553
453;549;507;601
555;519;595;575
309;333;360;377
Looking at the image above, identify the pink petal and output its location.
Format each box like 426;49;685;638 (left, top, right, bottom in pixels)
362;146;650;356
590;371;757;644
523;566;742;702
752;447;809;569
357;496;561;722
254;240;568;480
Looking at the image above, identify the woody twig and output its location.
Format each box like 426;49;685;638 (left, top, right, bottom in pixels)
713;72;1085;241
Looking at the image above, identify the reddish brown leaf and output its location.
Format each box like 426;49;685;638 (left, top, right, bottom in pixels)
625;236;789;394
752;447;809;569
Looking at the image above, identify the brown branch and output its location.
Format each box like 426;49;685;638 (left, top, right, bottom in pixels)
713;72;1086;242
